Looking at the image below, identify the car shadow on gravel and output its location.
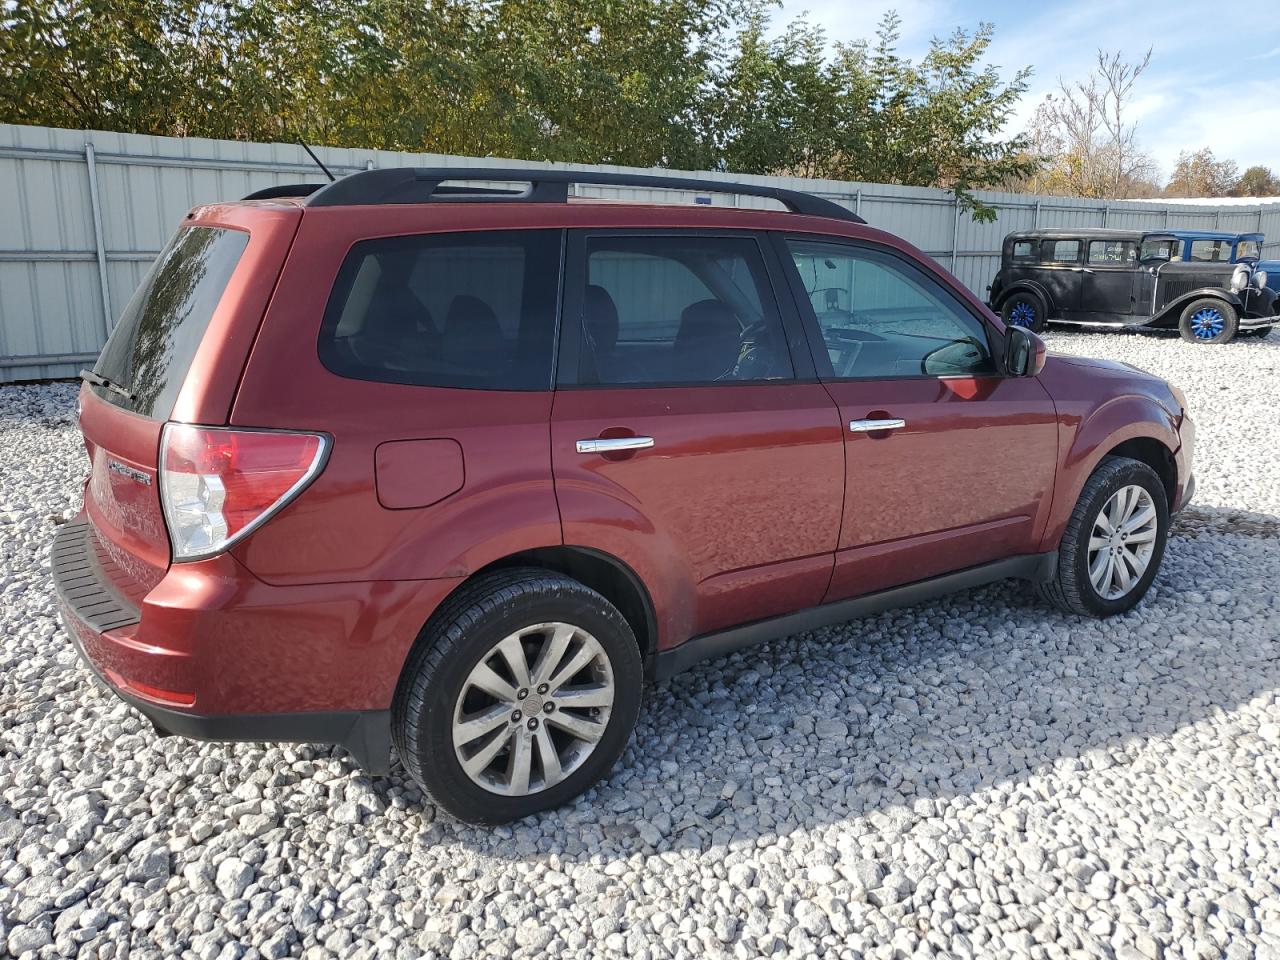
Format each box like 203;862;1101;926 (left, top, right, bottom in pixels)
442;504;1280;860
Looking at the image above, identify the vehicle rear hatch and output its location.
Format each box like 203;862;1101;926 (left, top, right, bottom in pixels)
76;203;301;601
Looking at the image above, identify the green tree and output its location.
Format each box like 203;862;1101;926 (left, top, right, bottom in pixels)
1232;165;1280;198
713;10;1035;219
1165;148;1239;198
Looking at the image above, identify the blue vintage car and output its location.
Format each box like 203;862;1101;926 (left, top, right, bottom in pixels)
1167;230;1278;293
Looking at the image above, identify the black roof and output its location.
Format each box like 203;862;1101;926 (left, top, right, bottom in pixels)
1006;228;1168;241
244;167;866;224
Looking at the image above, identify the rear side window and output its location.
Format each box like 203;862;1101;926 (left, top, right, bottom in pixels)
1042;239;1081;263
1011;240;1037;262
319;230;561;390
93;226;249;418
579;235;793;385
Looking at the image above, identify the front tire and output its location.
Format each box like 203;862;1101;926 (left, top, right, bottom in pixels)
392;568;643;824
1178;298;1238;343
1002;290;1049;333
1037;456;1169;617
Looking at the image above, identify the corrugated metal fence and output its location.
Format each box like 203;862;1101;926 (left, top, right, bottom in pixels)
3;121;1279;382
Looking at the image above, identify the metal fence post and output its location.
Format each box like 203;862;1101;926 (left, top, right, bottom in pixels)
951;195;962;272
1033;200;1041;228
84;142;113;340
855;189;862;219
1101;204;1109;227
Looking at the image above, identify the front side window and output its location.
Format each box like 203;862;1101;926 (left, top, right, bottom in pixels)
318;230;560;390
1189;239;1231;262
787;240;995;379
1139;239;1178;262
1011;240;1037;262
1088;240;1137;265
579;235;793;385
1043;239;1081;263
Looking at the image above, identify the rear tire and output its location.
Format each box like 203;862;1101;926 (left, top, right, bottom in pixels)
1178;298;1238;343
1037;456;1169;618
392;567;643;824
1001;290;1049;333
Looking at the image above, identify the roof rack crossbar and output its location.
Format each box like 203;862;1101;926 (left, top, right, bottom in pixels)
303;167;864;223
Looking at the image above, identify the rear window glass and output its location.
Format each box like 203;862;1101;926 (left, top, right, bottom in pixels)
93;226;248;418
318;230;560;390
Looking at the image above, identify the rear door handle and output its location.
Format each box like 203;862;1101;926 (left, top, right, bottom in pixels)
1072;267;1095;274
576;436;655;454
848;418;906;433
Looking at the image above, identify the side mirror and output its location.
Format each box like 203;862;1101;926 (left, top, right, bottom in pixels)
1004;326;1047;377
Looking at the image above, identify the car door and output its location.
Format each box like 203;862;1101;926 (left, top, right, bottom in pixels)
1080;239;1138;318
1038;237;1085;316
550;231;845;645
776;235;1060;601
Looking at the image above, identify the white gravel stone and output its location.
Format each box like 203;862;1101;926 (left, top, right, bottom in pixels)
2;331;1279;958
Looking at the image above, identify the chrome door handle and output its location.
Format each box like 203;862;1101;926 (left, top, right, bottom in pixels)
1072;267;1095;274
848;418;906;433
576;436;655;455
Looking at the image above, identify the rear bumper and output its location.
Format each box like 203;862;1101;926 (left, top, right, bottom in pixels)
53;512;463;771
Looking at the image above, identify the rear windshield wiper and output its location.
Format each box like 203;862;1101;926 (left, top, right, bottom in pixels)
79;369;135;401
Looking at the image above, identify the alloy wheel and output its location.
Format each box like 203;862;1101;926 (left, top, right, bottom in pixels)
451;622;614;796
1087;484;1159;600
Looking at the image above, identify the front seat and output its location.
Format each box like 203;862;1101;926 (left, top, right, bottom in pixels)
672;299;741;381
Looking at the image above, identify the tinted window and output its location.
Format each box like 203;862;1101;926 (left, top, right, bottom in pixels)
1189;239;1231;262
1088;240;1137;265
93;226;248;418
319;230;560;390
579;236;793;385
1042;239;1081;263
1011;240;1037;262
787;240;994;379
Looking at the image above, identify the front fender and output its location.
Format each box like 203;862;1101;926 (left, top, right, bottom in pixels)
1151;288;1244;327
1040;393;1180;551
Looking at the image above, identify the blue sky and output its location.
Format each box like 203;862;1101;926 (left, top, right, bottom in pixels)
776;0;1280;180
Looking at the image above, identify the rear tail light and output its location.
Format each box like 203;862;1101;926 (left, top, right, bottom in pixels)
159;424;329;561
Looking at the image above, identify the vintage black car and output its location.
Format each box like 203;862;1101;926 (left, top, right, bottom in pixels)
989;229;1277;343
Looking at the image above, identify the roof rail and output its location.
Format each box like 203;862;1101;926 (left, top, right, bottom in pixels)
302;167;865;223
242;183;325;200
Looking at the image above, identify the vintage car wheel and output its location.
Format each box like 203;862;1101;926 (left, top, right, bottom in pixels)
1178;298;1238;344
1001;291;1048;333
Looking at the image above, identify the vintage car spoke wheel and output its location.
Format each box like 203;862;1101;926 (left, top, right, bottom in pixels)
452;622;615;797
1178;297;1238;344
1086;485;1158;601
392;568;642;824
1002;292;1048;333
1036;456;1169;617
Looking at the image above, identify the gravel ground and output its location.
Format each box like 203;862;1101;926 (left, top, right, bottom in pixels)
2;329;1279;960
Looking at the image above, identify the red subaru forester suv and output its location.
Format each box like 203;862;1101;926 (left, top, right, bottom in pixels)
55;169;1194;823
